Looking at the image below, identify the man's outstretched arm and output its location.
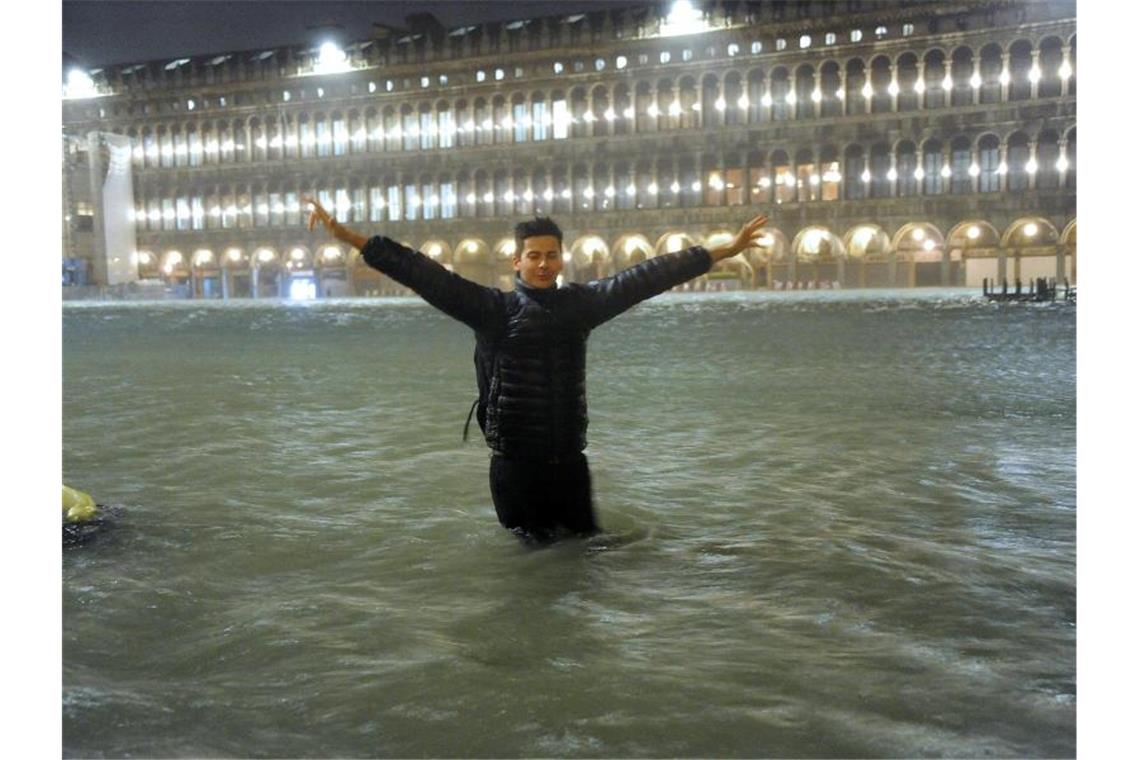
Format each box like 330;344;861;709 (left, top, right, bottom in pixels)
305;196;503;332
583;212;769;327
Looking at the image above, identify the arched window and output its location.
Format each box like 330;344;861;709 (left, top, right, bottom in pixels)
870;56;891;113
820;62;842;118
724;73;744;125
794;65;815;119
923;50;947;109
819;145;840;201
1038;38;1064;98
896;54;919;112
701;74;719;128
950;136;972;194
770;68;791;120
845;59;865;115
1008;41;1033;101
978;134;1001;192
747;150;769;205
1007;132;1030;191
1036;130;1060;190
844;145;865;200
951;47;974;107
979;44;1003;104
771;150;793;204
795;148;815;202
869;143;891;197
921;140;944;194
896;141;918;196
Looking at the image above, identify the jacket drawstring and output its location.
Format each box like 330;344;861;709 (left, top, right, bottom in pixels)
462;397;479;442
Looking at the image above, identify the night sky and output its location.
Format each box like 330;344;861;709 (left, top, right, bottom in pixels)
63;0;645;68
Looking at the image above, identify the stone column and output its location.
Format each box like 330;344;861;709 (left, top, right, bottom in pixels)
813;69;823;119
837;68;847;115
1061;52;1072;97
915;61;926;110
1030;49;1041;99
890;64;899;112
998;142;1009;193
972;57;982;105
1026;138;1038;191
1001;53;1012;101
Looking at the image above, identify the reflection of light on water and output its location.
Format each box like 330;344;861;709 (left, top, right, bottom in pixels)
289;278;316;300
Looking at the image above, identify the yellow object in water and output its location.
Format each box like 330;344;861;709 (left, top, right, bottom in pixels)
63;485;99;524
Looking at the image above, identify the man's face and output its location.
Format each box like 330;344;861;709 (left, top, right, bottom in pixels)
514;234;564;289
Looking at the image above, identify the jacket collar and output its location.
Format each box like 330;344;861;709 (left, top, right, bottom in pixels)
513;274;560;302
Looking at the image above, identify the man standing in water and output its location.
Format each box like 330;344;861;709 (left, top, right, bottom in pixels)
305;196;767;544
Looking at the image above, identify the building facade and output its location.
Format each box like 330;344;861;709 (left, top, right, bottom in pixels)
61;0;1076;298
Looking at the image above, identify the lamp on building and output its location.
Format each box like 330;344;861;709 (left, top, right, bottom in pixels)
1059;61;1073;80
967;225;981;240
1024;222;1039;238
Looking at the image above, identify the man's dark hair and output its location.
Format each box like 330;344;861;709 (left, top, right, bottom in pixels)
514;216;563;257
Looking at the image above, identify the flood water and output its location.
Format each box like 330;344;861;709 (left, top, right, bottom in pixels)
63;290;1075;758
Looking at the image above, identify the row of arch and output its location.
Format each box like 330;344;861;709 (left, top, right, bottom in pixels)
136;217;1077;279
129;126;1076;233
107;34;1075;171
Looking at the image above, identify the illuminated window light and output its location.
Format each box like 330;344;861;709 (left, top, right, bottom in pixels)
809;174;820;186
64;69;97;99
759;177;771;188
315;41;349;75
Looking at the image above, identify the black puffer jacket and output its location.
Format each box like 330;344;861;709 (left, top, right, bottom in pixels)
361;236;712;459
